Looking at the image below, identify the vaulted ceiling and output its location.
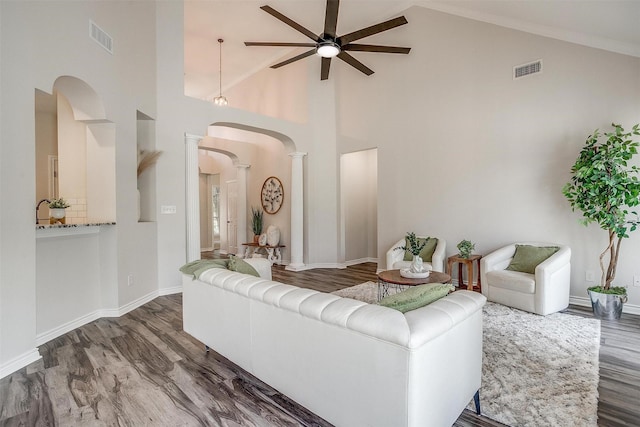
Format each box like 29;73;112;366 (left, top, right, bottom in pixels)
184;0;640;101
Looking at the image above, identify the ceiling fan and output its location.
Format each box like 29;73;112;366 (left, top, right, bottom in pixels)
245;0;411;80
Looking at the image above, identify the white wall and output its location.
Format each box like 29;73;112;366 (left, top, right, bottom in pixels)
57;92;87;202
36;233;101;336
336;6;640;306
1;0;159;376
35;90;58;211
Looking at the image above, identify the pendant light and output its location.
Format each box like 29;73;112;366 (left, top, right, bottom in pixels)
213;38;228;106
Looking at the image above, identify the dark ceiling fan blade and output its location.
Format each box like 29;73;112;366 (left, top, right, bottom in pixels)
323;0;340;39
260;5;319;42
337;52;374;76
343;44;410;54
270;49;317;69
338;16;408;45
321;57;331;80
245;42;317;47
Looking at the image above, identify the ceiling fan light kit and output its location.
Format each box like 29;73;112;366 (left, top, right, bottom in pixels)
316;41;340;58
245;0;410;80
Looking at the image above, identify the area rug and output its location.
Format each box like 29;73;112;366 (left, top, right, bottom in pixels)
332;282;601;427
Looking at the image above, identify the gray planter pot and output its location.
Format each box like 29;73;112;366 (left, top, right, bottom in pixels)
588;289;628;320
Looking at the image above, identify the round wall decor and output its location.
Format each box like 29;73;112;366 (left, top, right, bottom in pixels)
261;176;284;214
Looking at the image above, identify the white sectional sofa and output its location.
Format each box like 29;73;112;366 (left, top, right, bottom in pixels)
182;260;486;427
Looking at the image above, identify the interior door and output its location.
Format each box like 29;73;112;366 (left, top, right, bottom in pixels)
227;180;238;255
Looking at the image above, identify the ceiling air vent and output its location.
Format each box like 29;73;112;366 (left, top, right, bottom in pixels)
90;20;113;54
513;60;542;79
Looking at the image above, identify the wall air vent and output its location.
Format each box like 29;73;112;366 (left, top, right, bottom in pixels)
513;60;542;79
90;20;113;54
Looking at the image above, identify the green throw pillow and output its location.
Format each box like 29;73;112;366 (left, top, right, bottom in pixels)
227;255;260;277
506;245;559;274
379;283;454;313
403;237;438;262
179;259;228;279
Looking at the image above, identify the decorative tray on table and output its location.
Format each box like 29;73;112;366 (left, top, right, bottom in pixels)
400;269;430;279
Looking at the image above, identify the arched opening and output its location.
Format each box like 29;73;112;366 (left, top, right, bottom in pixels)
185;123;306;270
35;76;115;223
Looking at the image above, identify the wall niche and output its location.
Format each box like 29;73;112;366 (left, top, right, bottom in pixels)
136;110;158;222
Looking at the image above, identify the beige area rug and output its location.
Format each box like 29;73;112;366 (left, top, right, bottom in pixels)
332;282;601;427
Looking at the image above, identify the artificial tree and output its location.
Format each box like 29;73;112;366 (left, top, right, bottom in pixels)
251;206;264;237
563;123;640;294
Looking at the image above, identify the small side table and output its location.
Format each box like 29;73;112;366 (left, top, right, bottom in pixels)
241;243;286;265
447;254;482;292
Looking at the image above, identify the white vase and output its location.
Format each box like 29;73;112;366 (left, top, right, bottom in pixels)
410;255;425;273
266;225;280;246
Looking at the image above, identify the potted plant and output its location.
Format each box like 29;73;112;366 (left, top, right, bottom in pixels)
48;197;71;224
395;232;430;276
457;239;475;259
563;123;640;319
251;206;264;243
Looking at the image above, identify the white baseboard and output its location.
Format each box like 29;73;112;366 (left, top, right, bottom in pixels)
159;285;183;296
106;290;160;318
569;295;640;315
35;288;177;348
36;310;103;346
344;257;378;267
0;349;41;380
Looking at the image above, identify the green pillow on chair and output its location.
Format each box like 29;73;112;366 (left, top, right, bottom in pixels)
403;237;438;262
506;245;559;274
379;283;454;313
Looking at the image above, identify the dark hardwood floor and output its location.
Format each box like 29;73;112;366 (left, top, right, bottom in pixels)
1;258;638;426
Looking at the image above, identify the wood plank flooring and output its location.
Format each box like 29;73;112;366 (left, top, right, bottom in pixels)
1;259;638;426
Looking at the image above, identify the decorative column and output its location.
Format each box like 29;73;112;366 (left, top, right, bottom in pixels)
236;164;250;255
185;133;202;262
286;152;307;271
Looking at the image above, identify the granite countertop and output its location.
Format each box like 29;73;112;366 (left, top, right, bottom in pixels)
36;222;116;230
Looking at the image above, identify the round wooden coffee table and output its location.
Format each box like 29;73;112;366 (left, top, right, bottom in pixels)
377;269;452;302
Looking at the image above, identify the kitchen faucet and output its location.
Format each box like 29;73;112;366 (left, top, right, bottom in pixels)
36;199;51;224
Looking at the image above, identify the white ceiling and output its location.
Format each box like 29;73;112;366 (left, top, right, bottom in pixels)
184;0;640;101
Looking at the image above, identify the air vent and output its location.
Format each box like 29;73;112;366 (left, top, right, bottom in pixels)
513;60;542;79
90;20;113;54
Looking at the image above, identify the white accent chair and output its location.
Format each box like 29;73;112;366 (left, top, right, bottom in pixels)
480;242;571;315
386;236;446;272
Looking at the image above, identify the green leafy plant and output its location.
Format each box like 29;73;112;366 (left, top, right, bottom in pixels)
457;239;475;259
48;197;70;209
251;206;264;235
395;232;428;256
563;123;640;292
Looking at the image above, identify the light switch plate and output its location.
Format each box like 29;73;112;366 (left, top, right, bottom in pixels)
161;205;177;214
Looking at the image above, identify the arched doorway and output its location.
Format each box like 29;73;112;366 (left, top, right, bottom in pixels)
185;124;307;271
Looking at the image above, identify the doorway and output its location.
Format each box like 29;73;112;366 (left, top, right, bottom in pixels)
340;149;378;265
199;173;221;252
227;180;238;255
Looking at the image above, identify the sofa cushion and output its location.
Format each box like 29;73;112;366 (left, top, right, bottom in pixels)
486;270;536;293
506;245;559;274
403;237;438;262
379;283;454;313
228;255;260;277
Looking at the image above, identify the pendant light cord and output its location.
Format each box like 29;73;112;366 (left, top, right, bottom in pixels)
218;38;223;97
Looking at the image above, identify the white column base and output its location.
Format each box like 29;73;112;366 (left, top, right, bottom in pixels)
285;263;307;271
